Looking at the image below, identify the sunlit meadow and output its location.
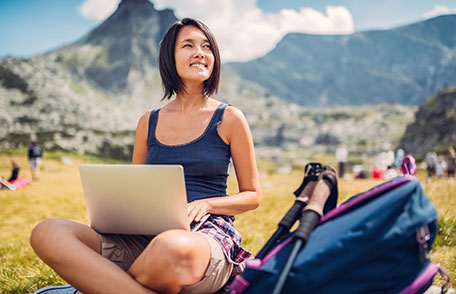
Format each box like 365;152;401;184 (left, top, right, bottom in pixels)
0;151;454;293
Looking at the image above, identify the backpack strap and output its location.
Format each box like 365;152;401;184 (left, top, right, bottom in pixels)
398;263;450;294
401;155;417;176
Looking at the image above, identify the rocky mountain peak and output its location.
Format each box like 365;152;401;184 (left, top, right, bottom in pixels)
399;87;456;156
82;0;159;45
61;0;177;93
118;0;154;8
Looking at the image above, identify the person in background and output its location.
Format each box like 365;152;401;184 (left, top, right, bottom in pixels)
1;160;19;190
28;140;43;181
8;160;19;182
335;144;348;179
425;150;439;181
446;146;455;179
437;156;446;178
394;148;405;169
382;164;398;180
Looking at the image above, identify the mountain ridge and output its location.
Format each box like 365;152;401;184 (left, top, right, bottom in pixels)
57;0;177;93
227;14;456;106
0;0;178;158
0;2;450;160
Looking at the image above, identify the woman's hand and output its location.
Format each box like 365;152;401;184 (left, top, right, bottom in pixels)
187;199;212;224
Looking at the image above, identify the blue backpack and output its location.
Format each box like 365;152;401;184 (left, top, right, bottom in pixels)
229;161;449;294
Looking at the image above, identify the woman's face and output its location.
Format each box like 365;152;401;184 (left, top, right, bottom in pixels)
174;25;214;86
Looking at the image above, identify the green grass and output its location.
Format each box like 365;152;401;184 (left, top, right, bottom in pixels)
0;152;455;293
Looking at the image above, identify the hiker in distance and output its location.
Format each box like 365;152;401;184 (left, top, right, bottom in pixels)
28;140;43;181
30;17;262;294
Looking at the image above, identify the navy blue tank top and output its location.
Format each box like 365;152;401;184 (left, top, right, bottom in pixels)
145;103;231;202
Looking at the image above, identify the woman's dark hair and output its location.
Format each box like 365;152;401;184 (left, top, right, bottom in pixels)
159;18;221;100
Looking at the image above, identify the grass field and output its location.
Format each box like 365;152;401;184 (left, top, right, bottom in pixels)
0;152;455;293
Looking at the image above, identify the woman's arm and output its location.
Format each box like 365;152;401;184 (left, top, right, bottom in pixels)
187;106;262;222
132;111;151;164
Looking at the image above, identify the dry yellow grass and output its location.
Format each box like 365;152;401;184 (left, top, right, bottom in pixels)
0;154;454;293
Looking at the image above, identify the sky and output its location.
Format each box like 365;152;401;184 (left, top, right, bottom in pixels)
1;0;456;62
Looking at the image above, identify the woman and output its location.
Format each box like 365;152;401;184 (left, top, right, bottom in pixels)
30;18;261;294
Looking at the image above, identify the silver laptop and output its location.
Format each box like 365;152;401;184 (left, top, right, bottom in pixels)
79;164;190;235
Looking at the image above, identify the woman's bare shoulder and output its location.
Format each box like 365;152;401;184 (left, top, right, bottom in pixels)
137;109;153;129
141;109;153;118
223;105;247;125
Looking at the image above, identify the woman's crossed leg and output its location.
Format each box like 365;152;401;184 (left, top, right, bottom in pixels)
30;219;212;293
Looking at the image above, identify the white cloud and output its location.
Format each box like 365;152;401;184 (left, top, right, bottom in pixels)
423;5;456;19
78;0;119;21
79;0;355;62
153;0;354;62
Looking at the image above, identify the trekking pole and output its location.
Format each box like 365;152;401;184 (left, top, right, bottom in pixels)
256;163;325;259
272;170;337;294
